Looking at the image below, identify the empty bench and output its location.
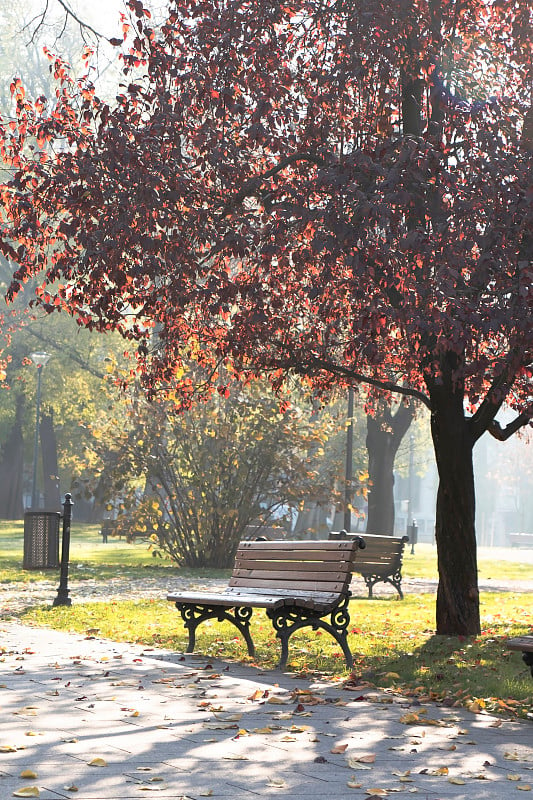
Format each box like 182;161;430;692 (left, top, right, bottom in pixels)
508;636;533;678
167;538;365;669
330;531;409;598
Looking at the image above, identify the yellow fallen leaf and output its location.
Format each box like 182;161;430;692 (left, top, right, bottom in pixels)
505;752;521;761
280;736;297;742
20;772;37;779
288;725;310;733
267;696;287;705
147;777;164;782
199;791;213;797
400;713;420;724
448;777;466;784
253;726;273;734
130;711;140;717
88;758;108;767
509;775;523;781
12;788;40;798
431;767;449;775
365;790;388;797
517;787;532;792
0;745;18;752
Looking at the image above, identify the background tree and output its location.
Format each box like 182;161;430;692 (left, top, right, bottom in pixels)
365;399;415;535
0;1;531;634
90;376;344;567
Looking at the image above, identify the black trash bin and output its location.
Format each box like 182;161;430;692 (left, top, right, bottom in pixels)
23;511;61;569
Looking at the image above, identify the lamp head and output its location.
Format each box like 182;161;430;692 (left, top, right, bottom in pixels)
30;352;51;368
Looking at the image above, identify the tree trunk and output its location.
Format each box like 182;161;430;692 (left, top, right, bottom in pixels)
0;395;24;519
428;364;480;636
366;402;414;535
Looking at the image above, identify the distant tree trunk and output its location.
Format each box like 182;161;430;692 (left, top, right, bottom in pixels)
40;409;61;511
428;356;480;636
366;401;415;535
0;395;24;519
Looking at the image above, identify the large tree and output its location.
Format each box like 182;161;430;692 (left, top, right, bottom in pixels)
0;0;531;634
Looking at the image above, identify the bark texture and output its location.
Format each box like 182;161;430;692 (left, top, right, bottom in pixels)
428;357;481;636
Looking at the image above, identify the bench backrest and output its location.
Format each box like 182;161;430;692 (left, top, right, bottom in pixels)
329;531;408;574
229;539;361;595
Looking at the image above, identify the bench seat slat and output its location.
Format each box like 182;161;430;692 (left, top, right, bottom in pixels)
229;576;348;592
233;558;352;573
237;539;355;552
235;548;356;563
232;568;348;582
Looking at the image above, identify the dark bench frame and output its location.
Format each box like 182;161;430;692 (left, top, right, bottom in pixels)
330;530;409;598
167;538;364;669
508;636;533;678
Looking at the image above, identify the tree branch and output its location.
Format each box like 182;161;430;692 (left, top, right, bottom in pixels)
286;354;432;409
469;355;521;441
218;152;326;219
22;0;106;45
487;412;532;441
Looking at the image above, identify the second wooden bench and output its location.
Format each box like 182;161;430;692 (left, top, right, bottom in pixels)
330;531;409;598
167;538;365;669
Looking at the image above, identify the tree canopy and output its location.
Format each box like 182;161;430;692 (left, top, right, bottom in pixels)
0;0;531;634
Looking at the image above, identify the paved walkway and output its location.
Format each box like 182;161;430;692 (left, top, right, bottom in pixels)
1;620;532;800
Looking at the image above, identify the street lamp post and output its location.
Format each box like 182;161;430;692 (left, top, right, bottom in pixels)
30;352;51;510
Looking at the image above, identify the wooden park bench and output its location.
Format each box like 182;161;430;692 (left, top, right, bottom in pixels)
507;636;533;678
167;538;365;669
330;530;409;599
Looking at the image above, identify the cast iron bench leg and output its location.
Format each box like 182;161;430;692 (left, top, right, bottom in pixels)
523;651;533;678
175;603;255;658
267;596;353;670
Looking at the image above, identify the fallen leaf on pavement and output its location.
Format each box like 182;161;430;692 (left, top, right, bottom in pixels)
12;788;40;797
331;743;348;754
267;777;286;787
88;758;108;767
347;778;362;788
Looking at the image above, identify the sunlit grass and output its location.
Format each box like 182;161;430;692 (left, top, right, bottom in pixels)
19;592;532;719
1;521;531;583
0;520;228;583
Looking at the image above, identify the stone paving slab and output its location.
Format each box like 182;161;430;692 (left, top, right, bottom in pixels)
1;621;532;799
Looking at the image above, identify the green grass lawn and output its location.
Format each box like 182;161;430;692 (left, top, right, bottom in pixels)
0;520;226;583
2;519;532;583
